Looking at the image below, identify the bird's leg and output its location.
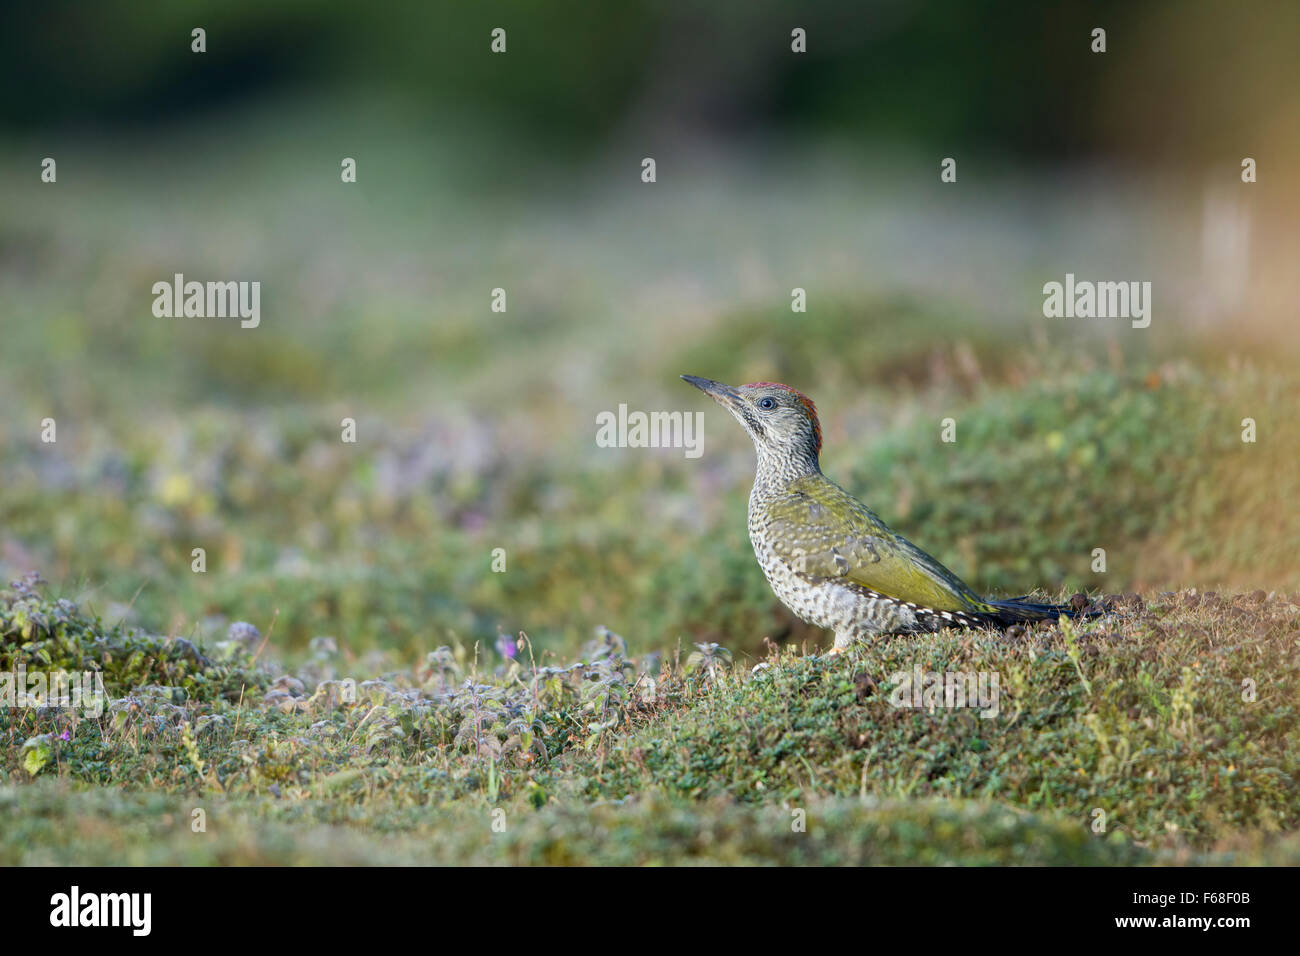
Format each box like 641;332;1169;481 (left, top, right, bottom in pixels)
824;632;854;656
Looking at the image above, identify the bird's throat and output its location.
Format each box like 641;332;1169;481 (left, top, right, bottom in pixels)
752;446;821;494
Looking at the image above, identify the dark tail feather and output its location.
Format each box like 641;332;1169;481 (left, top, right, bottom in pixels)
979;596;1099;627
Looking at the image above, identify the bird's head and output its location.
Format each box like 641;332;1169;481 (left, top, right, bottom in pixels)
681;375;823;471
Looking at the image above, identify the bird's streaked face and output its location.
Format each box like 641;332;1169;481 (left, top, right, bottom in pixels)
681;375;823;468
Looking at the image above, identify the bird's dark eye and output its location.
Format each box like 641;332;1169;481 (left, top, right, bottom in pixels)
757;397;776;410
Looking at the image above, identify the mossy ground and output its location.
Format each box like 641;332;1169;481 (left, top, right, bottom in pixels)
4;323;1298;864
3;122;1298;864
4;573;1297;865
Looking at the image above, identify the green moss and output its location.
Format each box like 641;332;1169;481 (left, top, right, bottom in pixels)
1;575;263;703
3;580;1297;864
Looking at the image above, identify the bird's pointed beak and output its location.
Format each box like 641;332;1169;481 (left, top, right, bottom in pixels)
681;374;743;409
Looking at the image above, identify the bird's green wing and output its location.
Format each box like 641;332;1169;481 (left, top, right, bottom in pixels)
763;476;988;613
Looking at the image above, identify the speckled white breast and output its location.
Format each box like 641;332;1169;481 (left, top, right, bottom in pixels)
747;492;918;640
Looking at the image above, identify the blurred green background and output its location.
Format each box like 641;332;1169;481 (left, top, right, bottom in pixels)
2;0;1298;663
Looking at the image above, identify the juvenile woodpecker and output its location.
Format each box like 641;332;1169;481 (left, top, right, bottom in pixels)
682;375;1082;652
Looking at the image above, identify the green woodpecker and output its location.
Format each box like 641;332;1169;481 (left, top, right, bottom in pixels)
682;375;1083;652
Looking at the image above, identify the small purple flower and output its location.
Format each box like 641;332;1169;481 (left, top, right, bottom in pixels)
59;729;71;741
495;632;517;660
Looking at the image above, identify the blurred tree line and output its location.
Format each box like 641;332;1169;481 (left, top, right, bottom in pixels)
3;0;1297;165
